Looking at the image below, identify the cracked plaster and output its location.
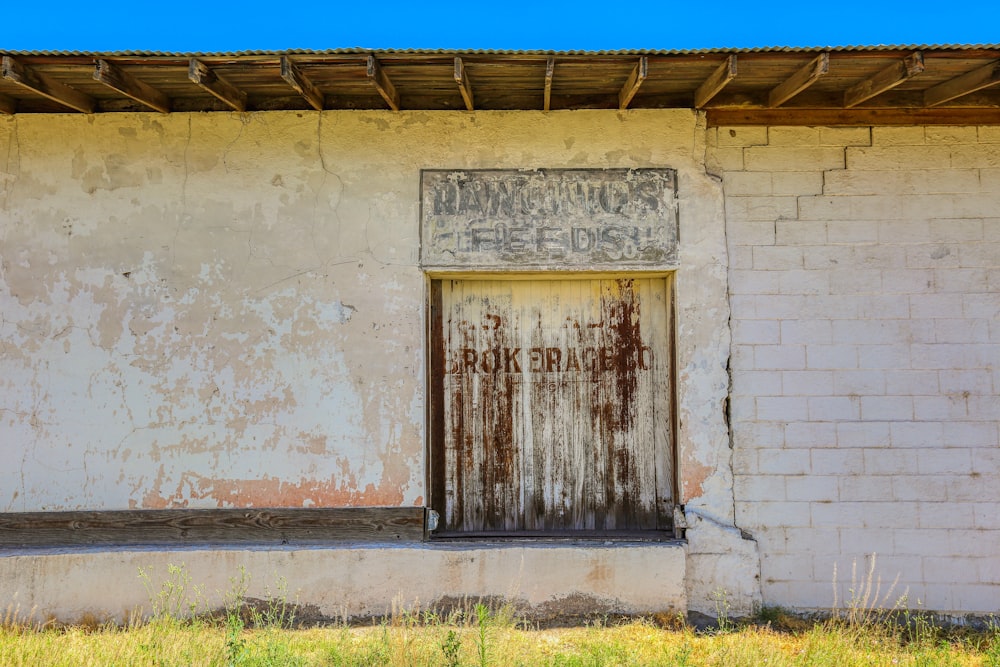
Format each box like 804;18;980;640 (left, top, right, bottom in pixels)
0;109;758;613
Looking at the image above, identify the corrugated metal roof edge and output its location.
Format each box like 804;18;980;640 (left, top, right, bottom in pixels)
4;44;1000;57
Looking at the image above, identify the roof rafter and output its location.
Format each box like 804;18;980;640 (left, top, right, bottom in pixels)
188;59;246;112
543;57;555;112
280;56;324;111
768;53;829;107
1;55;95;113
844;52;924;108
93;59;171;113
618;57;648;110
924;60;1000;107
2;48;1000;123
454;57;474;111
367;55;400;111
694;55;737;108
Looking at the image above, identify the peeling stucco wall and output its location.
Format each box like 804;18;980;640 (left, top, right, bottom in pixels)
1;112;428;511
1;109;756;614
675;116;761;615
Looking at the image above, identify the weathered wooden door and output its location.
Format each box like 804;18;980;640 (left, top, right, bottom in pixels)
430;276;672;535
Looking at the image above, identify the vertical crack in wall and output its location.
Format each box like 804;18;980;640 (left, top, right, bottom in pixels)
182;115;191;214
310;115;328;267
171;115;193;271
694;115;763;615
316;111;348;271
720;140;741;533
1;116;21;209
699;115;740;523
220;113;249;174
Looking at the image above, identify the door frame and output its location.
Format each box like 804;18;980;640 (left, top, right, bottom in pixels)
425;271;678;539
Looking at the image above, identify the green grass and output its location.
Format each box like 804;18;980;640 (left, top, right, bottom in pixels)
2;606;999;667
3;562;998;666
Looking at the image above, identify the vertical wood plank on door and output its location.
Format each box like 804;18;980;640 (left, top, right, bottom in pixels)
429;280;446;531
565;278;587;530
651;277;674;529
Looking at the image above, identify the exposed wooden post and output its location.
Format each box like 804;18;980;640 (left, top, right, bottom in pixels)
93;59;171;113
0;93;14;115
924;60;1000;107
1;55;95;113
544;56;555;111
768;52;829;107
367;55;400;111
454;57;474;111
280;56;324;111
618;56;648;110
694;55;737;108
844;52;924;108
188;58;247;112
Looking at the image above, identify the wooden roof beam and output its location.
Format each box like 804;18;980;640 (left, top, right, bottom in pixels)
924;60;1000;107
618;57;648;110
367;55;400;111
707;106;1000;127
694;55;737;108
454;57;474;111
93;60;171;113
768;52;829;107
1;56;94;113
188;59;246;112
543;57;555;111
280;56;324;111
0;93;14;115
844;52;924;108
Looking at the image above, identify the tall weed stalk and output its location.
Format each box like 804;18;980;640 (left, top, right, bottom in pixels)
831;553;904;628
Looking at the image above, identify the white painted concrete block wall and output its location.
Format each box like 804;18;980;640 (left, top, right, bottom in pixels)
714;125;1000;614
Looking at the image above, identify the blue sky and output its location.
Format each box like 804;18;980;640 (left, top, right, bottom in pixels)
5;1;995;52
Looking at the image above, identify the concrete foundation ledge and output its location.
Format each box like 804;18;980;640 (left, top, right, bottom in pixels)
0;541;687;625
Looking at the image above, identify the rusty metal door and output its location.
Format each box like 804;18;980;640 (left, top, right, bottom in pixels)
430;276;672;535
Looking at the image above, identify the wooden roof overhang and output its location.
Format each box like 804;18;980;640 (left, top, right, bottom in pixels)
2;46;1000;125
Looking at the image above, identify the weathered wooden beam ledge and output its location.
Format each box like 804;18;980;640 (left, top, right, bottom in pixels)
706;107;1000;127
94;59;171;113
924;60;1000;107
694;55;737;108
0;93;15;115
1;55;95;113
0;507;426;548
280;56;324;111
188;58;247;112
618;57;648;110
454;57;475;111
768;53;829;107
367;55;400;111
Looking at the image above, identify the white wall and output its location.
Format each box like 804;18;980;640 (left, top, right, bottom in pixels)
715;124;1000;614
1;108;754;619
0;112;427;510
12;109;996;617
0;111;731;520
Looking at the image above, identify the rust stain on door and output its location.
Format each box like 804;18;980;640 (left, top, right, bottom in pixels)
431;277;672;534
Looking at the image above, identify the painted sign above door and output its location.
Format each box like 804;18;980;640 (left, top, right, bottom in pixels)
420;169;678;270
